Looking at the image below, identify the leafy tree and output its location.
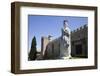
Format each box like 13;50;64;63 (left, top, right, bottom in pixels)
28;36;37;60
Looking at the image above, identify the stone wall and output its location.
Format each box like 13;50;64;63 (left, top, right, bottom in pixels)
71;24;88;58
43;37;61;59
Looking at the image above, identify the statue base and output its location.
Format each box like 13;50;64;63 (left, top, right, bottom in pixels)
60;55;71;60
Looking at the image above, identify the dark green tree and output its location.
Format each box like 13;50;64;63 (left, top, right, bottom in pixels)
28;36;37;60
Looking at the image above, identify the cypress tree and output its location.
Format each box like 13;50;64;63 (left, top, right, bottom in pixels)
28;36;37;60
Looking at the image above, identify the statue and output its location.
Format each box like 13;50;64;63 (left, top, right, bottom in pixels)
60;20;71;59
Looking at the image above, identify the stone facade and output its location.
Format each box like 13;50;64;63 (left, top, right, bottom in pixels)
71;24;88;58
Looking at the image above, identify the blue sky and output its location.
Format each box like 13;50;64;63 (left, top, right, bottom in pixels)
28;15;88;52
